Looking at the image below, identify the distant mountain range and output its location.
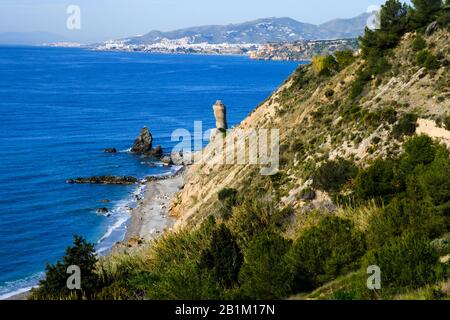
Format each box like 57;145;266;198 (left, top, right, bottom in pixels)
0;13;370;47
121;13;370;45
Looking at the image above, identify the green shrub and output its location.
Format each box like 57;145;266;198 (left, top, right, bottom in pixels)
416;50;440;70
200;224;243;289
218;188;238;204
325;89;335;98
141;218;226;300
96;256;157;300
349;78;365;100
414;145;450;206
410;0;444;29
412;35;427;51
366;56;392;76
360;0;408;58
147;259;223;300
334;50;356;68
299;187;316;201
312;159;358;193
311;55;338;76
218;188;238;220
392;113;418;138
288;217;366;288
31;236;99;300
365;107;398;125
437;4;450;27
363;231;441;289
443;115;450;131
367;195;444;249
404;135;437;166
238;232;293;299
371;136;382;145
355;159;400;201
290;139;306;154
228;199;290;248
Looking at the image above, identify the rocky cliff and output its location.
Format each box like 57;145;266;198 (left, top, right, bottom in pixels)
171;28;450;229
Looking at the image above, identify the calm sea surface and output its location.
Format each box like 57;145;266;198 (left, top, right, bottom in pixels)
0;46;300;298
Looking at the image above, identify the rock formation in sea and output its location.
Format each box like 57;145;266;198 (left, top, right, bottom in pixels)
213;100;228;131
103;148;117;154
66;176;138;185
151;145;163;158
131;127;153;154
97;207;109;214
131;127;167;159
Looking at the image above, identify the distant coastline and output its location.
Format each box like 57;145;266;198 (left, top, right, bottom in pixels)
0;45;299;300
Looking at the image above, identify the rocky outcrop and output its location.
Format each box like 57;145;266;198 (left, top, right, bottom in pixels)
104;148;117;153
66;176;138;185
425;21;438;37
213;100;228;131
131;127;153;154
131;127;166;158
151;145;163;157
97;208;109;214
161;156;173;165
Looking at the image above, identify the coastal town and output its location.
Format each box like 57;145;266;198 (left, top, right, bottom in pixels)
84;37;358;61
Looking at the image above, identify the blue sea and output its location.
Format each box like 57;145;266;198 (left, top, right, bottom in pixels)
0;46;300;298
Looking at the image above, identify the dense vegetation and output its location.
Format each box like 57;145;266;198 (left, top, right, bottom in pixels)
351;0;449;100
32;1;449;300
32;134;450;300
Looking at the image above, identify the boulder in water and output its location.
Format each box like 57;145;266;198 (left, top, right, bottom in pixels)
131;127;153;154
103;148;117;154
67;176;138;185
151;145;163;157
97;208;109;214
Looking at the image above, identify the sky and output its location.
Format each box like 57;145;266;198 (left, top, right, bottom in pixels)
0;0;404;43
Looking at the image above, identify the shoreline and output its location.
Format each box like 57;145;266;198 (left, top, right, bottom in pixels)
4;165;185;300
116;166;185;250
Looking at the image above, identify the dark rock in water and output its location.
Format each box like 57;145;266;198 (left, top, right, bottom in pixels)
131;127;153;154
97;208;109;214
425;21;438;36
131;127;164;158
151;145;163;157
67;176;139;185
104;148;117;154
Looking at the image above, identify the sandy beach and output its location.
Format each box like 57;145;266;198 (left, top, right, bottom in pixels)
125;169;185;243
109;167;185;256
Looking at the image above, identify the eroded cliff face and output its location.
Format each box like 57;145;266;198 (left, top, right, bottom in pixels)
170;79;295;228
170;29;450;230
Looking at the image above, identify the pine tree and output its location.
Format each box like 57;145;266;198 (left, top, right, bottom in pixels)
411;0;444;27
32;235;99;299
200;224;243;289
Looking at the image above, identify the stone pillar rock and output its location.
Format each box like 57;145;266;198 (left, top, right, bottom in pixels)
213;100;228;131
